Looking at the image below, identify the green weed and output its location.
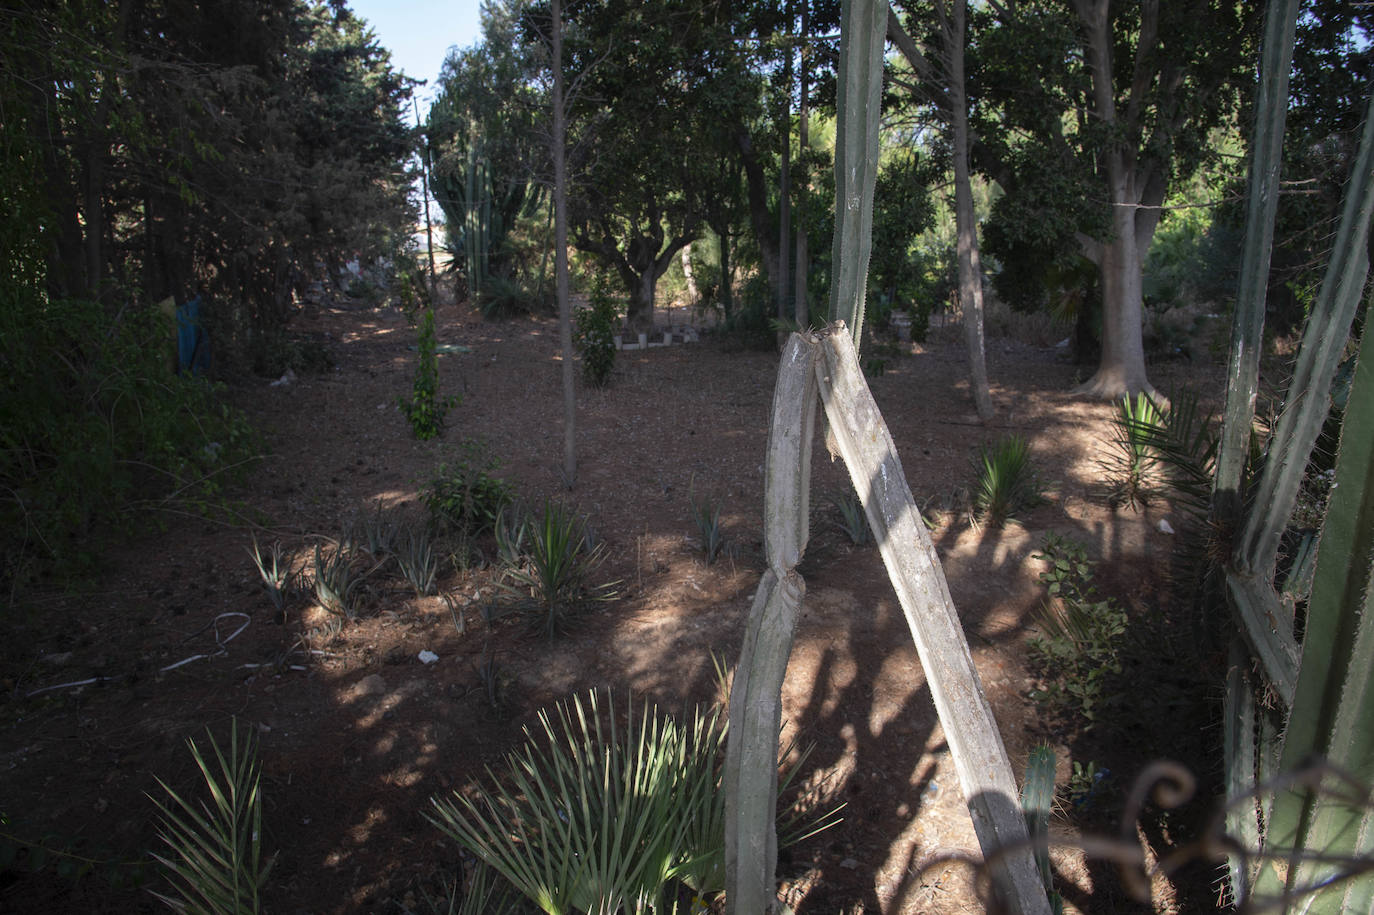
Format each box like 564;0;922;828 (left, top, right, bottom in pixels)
497;499;618;640
423;443;514;537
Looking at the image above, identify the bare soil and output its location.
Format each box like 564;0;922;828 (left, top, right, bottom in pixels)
1;296;1232;914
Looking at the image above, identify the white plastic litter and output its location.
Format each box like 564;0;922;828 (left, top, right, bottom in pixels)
1158;518;1176;535
418;650;439;665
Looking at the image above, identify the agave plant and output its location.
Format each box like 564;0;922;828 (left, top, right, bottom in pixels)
498;500;618;640
688;489;727;564
395;523;440;597
313;539;364;620
150;719;274;915
247;537;293;615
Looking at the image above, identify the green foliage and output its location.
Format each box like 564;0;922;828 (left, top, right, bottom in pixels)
427;689;839;914
396;524;441;597
574;275;621;386
0;297;257;589
1101;393;1167;509
688;489;727;565
1101;389;1219;524
428;691;726;914
150;720;274;915
247;537;295;615
830;490;872;546
400;307;458;440
1020;745;1064;915
313;540;365;620
422;444;514;537
497;499;618;640
249;330;335;379
1026;535;1128;726
971;435;1045;526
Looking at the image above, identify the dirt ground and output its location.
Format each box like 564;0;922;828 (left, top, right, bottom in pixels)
1;295;1234;914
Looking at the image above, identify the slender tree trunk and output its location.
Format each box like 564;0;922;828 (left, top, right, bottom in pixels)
948;0;994;419
793;4;810;328
681;244;698;303
552;0;576;486
777;3;794;324
719;229;734;318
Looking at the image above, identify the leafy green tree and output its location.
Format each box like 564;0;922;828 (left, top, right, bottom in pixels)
968;0;1258;397
558;0;766;330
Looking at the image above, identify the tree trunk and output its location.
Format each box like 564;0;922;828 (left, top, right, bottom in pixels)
948;0;994;420
552;0;576;487
680;244;698;303
737;129;780;295
719;228;734;318
1076;159;1153;397
1072;0;1155;399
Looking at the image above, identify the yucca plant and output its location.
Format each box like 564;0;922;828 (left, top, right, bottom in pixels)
150;719;274;915
396;524;440;597
972;435;1045;526
498;500;618;640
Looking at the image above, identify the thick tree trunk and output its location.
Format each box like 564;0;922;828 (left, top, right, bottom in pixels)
737;129;780;295
948;0;994;420
1077;162;1154;397
552;0;576;486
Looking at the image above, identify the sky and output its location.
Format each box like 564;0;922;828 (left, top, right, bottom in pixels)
348;0;485;118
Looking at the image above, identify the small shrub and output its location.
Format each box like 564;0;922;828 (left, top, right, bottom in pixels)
151;719;274;915
399;307;458;440
574;274;620;386
971;435;1045;525
1026;535;1128;726
497;499;618;639
478;275;540;319
423;443;514;537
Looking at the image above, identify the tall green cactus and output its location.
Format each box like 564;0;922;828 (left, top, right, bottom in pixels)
1218;32;1374;909
1021;745;1063;914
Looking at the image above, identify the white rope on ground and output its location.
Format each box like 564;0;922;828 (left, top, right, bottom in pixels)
24;612;254;698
